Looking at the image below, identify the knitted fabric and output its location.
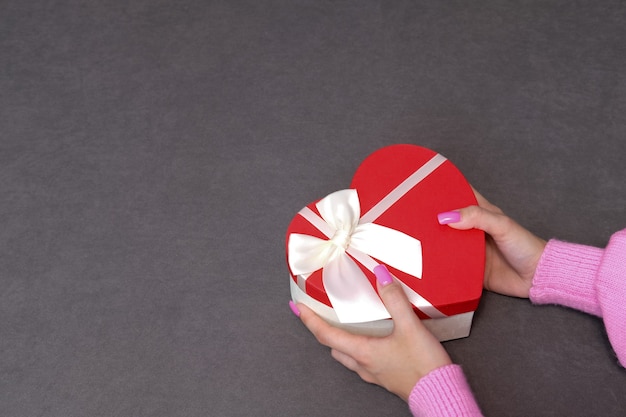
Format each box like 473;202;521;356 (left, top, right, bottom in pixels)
408;364;483;417
530;229;626;367
408;229;626;416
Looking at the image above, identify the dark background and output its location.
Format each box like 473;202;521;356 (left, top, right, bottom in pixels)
2;1;625;416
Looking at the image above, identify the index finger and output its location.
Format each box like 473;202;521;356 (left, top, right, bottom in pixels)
297;303;366;353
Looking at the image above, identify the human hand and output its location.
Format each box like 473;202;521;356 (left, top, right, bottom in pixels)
437;189;546;298
290;265;452;401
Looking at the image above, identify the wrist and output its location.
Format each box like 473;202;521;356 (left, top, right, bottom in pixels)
408;364;483;416
530;239;602;316
396;356;453;401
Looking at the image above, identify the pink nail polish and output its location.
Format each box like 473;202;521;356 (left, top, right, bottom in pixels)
373;264;393;287
437;210;461;225
289;300;300;317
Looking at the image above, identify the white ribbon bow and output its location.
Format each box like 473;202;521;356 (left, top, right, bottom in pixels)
288;189;424;323
288;152;450;323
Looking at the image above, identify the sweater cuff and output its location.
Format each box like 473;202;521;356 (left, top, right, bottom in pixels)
529;239;603;317
408;364;483;417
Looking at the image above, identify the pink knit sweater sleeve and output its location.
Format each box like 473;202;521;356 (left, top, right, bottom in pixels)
408;364;483;417
407;229;626;416
529;228;626;367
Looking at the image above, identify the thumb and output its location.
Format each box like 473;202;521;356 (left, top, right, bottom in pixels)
373;265;421;333
438;205;513;241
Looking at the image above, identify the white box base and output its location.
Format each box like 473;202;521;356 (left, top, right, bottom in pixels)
290;277;474;342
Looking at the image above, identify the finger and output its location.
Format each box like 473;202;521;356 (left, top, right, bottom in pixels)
471;186;503;213
373;265;422;333
440;204;516;241
332;349;379;384
297;303;366;353
438;187;503;228
330;348;360;372
331;349;378;385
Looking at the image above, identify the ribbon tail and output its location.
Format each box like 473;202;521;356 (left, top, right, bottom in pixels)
350;223;423;278
347;247;447;319
323;255;390;323
397;280;447;318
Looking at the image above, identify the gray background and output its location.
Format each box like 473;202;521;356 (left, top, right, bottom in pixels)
2;1;626;416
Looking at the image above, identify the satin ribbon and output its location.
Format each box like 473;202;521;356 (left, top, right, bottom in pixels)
288;153;448;323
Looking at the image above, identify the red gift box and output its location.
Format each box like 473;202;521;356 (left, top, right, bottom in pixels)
286;145;485;341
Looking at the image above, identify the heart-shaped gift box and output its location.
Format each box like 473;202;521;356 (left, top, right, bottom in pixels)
286;145;484;341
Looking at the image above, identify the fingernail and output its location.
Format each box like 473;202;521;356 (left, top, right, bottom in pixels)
373;264;393;287
289;300;300;318
437;210;461;225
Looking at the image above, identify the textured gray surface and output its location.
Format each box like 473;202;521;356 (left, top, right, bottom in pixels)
2;1;626;416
